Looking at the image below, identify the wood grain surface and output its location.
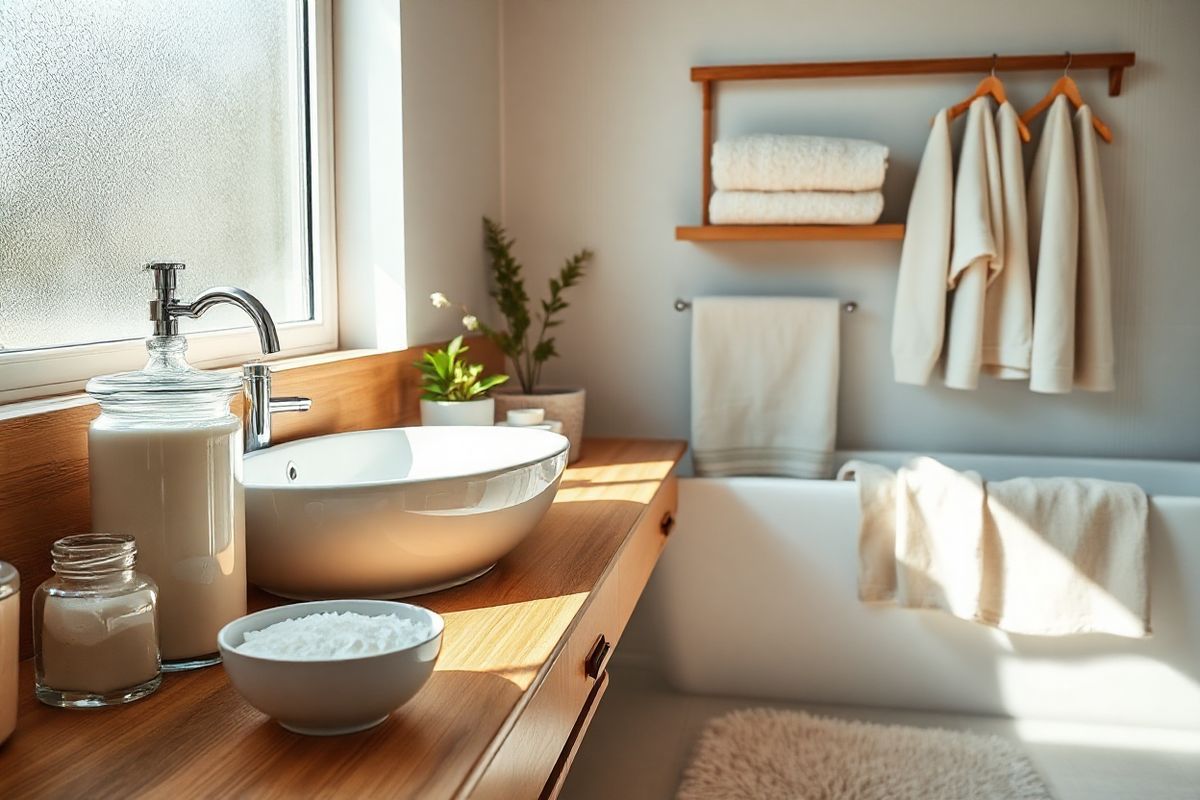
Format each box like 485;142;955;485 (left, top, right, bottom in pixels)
0;437;686;800
0;339;504;660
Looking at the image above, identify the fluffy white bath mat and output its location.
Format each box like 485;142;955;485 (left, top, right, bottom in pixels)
677;708;1053;800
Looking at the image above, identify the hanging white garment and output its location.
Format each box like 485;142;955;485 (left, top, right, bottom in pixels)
944;97;1004;390
1073;105;1116;391
980;102;1033;379
1028;96;1080;394
892;110;953;386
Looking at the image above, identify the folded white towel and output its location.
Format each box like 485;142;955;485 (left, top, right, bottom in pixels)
709;190;883;225
840;457;1149;638
712;134;889;192
1073;105;1116;391
692;297;840;479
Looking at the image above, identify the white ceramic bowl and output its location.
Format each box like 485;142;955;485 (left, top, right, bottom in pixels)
244;426;569;599
217;600;443;736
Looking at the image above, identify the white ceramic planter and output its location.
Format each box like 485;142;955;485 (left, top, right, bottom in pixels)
493;388;585;463
419;397;495;426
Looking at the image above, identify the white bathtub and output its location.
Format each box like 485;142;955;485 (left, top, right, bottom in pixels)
653;452;1200;731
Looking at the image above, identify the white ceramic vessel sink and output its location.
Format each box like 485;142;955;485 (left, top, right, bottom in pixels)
243;426;569;599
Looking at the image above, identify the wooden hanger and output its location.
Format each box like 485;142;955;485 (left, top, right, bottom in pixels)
942;55;1032;142
1020;53;1114;143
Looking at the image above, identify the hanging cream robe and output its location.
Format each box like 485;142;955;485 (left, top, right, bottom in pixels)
892;110;953;385
1073;105;1116;391
1028;95;1080;394
944;97;1004;390
981;102;1033;379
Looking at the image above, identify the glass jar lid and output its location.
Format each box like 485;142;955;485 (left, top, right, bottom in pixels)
86;335;241;404
0;561;17;600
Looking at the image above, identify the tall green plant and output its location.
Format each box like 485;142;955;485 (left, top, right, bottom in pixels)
429;218;593;393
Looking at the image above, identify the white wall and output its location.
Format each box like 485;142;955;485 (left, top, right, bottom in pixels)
400;0;501;345
499;0;1200;460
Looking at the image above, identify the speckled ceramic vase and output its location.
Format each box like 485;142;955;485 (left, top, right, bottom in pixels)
493;388;585;463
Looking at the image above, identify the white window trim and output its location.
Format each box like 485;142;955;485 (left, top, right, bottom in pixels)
0;0;339;405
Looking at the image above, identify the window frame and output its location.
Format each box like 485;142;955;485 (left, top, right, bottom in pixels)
0;0;339;405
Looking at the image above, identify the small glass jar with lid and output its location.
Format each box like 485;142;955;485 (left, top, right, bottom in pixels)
33;534;161;707
1;561;18;743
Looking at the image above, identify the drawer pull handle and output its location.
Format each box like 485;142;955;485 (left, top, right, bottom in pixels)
660;511;676;536
585;634;612;680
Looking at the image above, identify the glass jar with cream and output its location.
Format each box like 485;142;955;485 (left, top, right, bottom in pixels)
33;535;161;707
85;263;282;671
1;561;18;744
87;334;247;671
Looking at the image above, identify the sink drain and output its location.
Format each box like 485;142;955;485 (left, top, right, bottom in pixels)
286;461;299;482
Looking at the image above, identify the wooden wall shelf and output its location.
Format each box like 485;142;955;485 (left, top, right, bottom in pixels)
681;51;1136;239
676;224;905;242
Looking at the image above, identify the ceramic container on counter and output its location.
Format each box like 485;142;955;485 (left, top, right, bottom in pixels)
419;397;495;426
493;387;585;463
0;561;18;744
218;600;443;736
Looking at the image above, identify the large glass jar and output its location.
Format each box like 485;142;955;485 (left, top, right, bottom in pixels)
33;535;160;707
86;335;246;671
0;561;18;743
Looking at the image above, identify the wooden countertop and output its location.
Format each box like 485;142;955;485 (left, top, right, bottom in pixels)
0;437;686;799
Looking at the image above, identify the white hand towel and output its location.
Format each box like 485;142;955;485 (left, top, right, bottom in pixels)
692;297;839;479
981;102;1034;379
1029;96;1081;394
983;474;1148;636
892;110;953;385
712;134;889;192
1073;105;1116;391
840;457;1150;638
944;97;1005;390
708;190;883;225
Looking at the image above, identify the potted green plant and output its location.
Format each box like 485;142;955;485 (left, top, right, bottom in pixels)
415;335;508;426
429;217;592;461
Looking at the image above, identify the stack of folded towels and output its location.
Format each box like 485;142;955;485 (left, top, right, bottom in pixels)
710;134;889;225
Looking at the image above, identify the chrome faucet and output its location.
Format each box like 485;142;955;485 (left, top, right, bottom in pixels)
145;262;311;452
242;364;311;452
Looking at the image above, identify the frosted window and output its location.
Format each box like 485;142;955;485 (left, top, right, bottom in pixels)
0;0;311;352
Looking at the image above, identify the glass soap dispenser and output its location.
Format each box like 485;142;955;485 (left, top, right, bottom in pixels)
86;263;282;671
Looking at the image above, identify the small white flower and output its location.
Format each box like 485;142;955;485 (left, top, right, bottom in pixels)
462;314;479;331
430;292;450;309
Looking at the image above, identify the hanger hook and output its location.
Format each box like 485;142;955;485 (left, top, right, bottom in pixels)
990;53;998;77
1064;51;1073;76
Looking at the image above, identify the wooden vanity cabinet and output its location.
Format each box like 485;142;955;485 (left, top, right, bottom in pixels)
471;474;678;799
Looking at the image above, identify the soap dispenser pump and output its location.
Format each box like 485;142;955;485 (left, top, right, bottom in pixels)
85;262;281;671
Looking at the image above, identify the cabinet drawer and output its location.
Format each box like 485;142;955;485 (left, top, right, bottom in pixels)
470;562;619;800
615;473;677;636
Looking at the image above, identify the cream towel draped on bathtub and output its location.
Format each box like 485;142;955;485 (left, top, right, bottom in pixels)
692;297;839;479
839;457;1149;638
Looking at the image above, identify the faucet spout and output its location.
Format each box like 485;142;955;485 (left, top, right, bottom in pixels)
170;287;281;354
145;262;281;354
